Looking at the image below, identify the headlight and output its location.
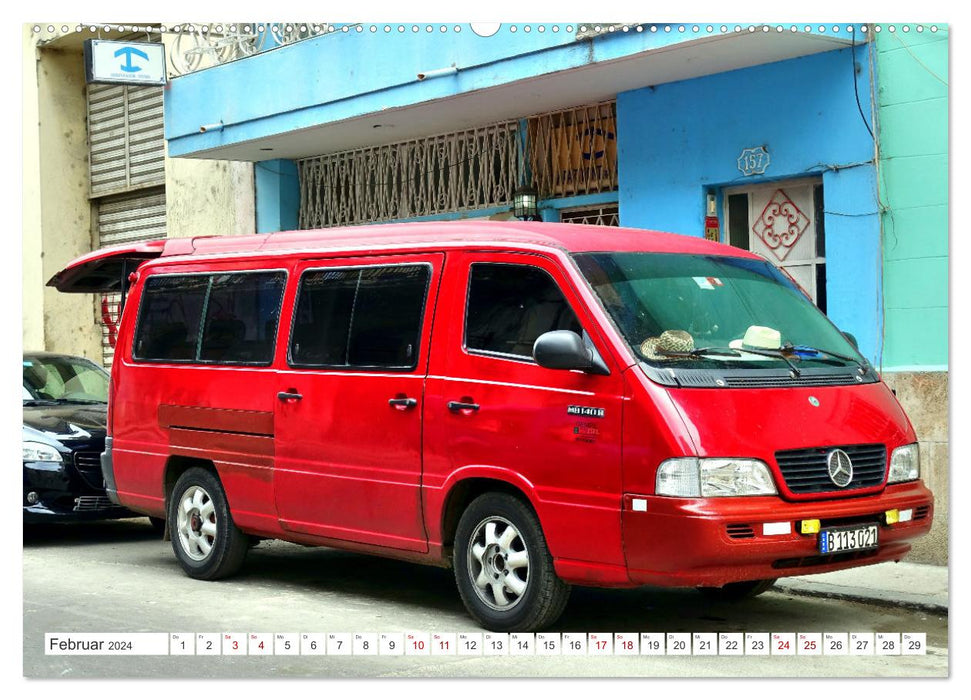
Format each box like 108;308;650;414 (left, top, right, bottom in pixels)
888;443;920;483
23;440;62;463
656;457;777;497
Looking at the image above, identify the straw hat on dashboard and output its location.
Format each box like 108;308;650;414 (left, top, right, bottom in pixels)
640;329;694;360
729;325;782;351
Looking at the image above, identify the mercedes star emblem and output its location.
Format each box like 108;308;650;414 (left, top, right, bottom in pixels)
826;449;854;488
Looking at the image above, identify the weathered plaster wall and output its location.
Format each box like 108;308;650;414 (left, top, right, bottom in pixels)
164;156;255;239
882;372;948;565
33;42;100;361
23;26;45;352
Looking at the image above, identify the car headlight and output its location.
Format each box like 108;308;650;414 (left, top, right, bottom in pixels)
888;443;920;483
23;440;63;463
656;457;777;497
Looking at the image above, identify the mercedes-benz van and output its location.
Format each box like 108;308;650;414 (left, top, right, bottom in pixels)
49;221;934;631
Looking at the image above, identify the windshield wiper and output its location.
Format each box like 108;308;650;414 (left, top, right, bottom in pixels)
785;343;868;370
23;399;58;406
661;345;803;376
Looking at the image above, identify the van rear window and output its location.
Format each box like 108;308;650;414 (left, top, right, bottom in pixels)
133;276;208;362
289;265;430;370
133;271;286;365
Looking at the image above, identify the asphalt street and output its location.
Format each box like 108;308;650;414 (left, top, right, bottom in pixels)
23;518;948;678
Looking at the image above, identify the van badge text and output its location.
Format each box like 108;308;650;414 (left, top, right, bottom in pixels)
567;405;605;419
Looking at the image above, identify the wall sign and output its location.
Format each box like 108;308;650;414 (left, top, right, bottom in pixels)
737;146;770;177
84;40;167;86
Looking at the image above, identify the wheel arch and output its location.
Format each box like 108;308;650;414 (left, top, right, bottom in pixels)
438;470;542;551
163;455;220;511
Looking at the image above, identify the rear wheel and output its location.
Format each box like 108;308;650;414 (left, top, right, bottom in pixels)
454;493;570;632
697;578;777;601
168;468;248;580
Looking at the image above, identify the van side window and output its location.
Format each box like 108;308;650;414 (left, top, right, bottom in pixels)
199;272;287;364
134;276;208;361
290;265;430;370
466;263;582;358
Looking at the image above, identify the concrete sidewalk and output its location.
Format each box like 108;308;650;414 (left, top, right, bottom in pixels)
774;561;949;614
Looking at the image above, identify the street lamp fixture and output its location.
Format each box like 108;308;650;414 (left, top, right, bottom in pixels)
513;186;540;221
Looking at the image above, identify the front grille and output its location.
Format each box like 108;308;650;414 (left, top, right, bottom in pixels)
726;524;755;539
73;495;115;512
914;505;931;521
73;451;105;490
775;444;887;494
725;373;860;388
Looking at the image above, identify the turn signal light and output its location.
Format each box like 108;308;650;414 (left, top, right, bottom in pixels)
800;519;821;535
885;509;900;525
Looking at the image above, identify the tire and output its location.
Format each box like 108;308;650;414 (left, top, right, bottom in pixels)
453;493;570;632
697;578;777;601
167;467;248;580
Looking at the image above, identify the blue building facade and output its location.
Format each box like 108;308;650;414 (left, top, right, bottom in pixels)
164;23;881;362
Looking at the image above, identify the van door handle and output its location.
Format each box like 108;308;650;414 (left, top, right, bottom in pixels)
277;391;303;401
388;397;417;410
447;401;480;412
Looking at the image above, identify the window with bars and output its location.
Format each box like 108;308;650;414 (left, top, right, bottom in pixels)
298;122;523;228
559;204;620;226
528;102;618;198
296;101;620;230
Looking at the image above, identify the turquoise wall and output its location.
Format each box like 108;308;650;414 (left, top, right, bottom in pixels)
876;28;948;370
617;47;884;365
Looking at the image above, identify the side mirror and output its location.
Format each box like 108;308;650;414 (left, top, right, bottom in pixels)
533;331;610;376
842;330;859;350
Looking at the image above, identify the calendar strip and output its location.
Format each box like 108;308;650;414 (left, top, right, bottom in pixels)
44;632;927;656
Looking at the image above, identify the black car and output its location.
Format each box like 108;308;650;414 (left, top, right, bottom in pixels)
23;352;135;524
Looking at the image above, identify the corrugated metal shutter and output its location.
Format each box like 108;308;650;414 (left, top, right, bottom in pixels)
95;188;167;368
87;50;167;368
87;84;165;197
96;189;167;246
95;189;167;367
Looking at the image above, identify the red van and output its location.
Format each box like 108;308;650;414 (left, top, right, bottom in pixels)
50;221;933;631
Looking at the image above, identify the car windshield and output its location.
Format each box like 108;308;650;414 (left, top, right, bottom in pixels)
573;252;864;370
23;355;109;404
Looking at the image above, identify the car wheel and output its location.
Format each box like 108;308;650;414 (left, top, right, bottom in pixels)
168;468;248;580
697;578;777;601
454;493;570;632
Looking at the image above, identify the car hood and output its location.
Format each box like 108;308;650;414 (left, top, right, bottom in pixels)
22;403;107;440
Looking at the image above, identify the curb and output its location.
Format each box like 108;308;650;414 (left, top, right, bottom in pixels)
773;581;949;615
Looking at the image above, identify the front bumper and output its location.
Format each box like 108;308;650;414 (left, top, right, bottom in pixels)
24;455;133;524
623;481;934;587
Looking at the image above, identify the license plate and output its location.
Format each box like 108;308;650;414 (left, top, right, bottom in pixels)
819;524;879;554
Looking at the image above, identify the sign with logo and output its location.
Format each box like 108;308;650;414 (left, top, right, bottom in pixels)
84;40;167;86
737;146;770;177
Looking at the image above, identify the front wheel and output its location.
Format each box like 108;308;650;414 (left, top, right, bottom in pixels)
168;468;248;580
454;493;570;632
697;578;777;601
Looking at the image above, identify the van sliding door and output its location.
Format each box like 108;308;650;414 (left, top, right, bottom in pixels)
273;254;444;552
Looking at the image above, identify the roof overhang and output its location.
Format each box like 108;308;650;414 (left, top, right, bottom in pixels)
171;29;856;162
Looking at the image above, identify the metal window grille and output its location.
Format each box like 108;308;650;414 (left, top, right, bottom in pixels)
527;101;618;199
298;121;523;228
559;204;620;226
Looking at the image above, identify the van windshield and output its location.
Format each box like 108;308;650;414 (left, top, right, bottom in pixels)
573;252;864;370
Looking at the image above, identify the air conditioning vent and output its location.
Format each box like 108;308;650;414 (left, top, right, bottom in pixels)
726;524;756;539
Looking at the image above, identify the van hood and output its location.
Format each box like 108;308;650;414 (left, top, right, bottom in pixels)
22;403;107;441
666;381;914;458
663;380;915;499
